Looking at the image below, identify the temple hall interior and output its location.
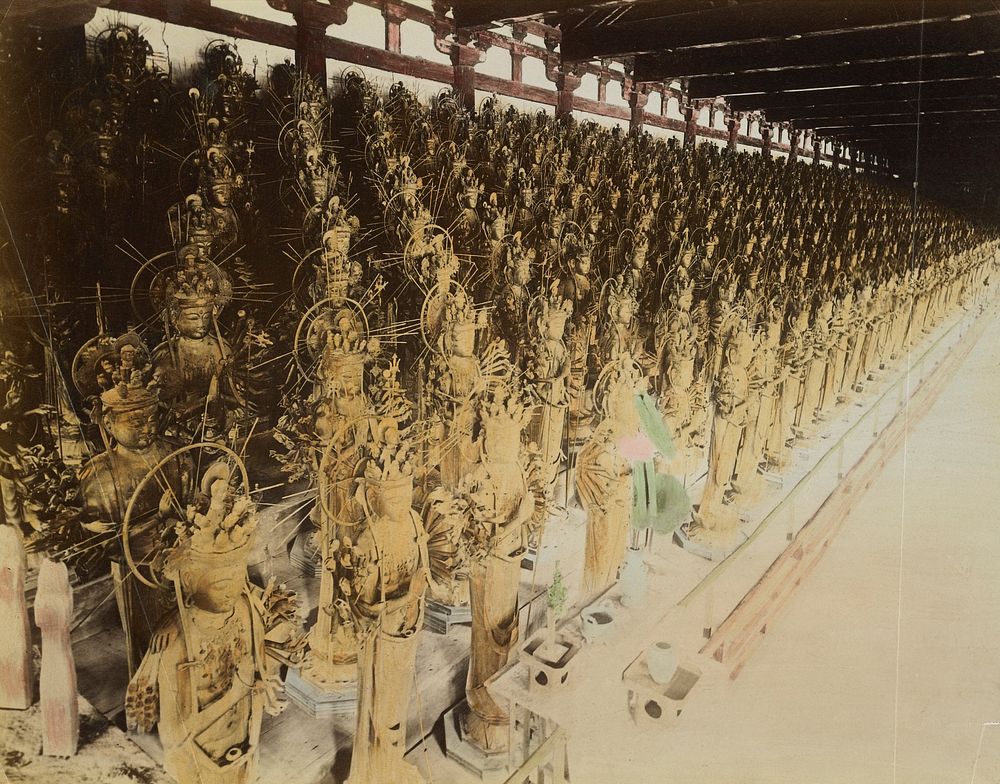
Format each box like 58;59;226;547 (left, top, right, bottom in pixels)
2;1;1000;783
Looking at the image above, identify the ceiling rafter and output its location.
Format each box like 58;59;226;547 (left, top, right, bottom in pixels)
558;1;998;61
632;13;1000;81
686;52;1000;98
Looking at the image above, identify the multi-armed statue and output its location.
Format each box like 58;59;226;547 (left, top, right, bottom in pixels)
126;465;287;784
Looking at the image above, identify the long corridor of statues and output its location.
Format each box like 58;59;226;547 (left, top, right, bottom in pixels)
1;26;998;784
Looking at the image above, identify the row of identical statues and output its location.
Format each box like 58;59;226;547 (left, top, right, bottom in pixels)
1;22;998;784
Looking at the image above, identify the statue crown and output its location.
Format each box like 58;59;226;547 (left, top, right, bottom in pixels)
166;473;257;575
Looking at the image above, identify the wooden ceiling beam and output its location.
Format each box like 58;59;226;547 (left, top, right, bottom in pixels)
792;108;1000;129
687;52;1000;98
559;0;995;61
819;119;1000;139
452;0;717;30
763;94;1000;121
633;13;1000;81
726;78;1000;111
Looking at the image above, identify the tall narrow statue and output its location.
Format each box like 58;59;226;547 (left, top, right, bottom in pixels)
0;524;32;709
301;301;378;689
688;328;753;549
345;358;428;784
575;355;646;596
458;381;545;755
524;287;573;498
424;281;509;606
36;558;78;757
152;252;239;440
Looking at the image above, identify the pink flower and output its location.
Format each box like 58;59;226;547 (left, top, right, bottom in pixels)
617;432;656;461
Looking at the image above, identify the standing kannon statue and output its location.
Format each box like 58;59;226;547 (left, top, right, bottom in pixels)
524;286;573;499
560;232;598;444
752;304;789;477
654;277;703;475
126;467;287;784
494;233;537;365
796;300;833;438
425;280;507;492
773;306;810;460
575;354;646;597
344;358;428;784
300;299;379;690
151;252;241;440
457;381;546;755
687;327;754;548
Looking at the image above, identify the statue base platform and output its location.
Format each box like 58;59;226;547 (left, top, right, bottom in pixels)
674;520;747;562
424;599;473;635
285;666;357;719
442;704;511;781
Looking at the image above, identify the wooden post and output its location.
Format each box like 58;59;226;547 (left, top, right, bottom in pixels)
295;7;328;83
789;127;800;164
0;525;32;710
555;68;581;120
628;84;649;133
451;39;483;113
683;100;699;148
813;135;823;165
761;121;773;158
726;113;739;151
510;24;527;83
290;0;351;84
597;63;611;104
383;2;403;53
36;558;78;757
832;141;843;170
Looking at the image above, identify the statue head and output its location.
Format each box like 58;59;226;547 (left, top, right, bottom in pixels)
594;354;645;433
174;301;214;340
167;265;221;337
480;382;530;465
100;381;159;452
727;328;754;367
203;146;235;207
441;287;484;359
166;474;256;614
539;291;573;341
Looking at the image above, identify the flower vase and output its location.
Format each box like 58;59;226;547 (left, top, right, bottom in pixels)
619;548;648;608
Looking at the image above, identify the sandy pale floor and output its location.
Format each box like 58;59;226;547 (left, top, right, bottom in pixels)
560;307;1000;784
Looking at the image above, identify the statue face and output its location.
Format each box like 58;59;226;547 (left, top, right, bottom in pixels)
485;420;520;463
211;182;232;208
186;558;245;613
609;385;638;432
546;311;568;340
120;345;137;369
104;404;158;451
372;477;414;520
334;369;365;418
451;322;477;357
175;304;213;340
514;257;532;286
